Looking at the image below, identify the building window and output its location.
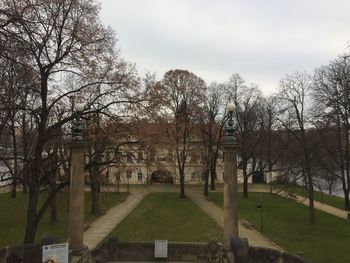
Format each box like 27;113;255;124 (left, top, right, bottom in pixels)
157;156;167;162
126;170;132;179
150;149;156;162
126;152;133;162
138;151;143;161
191;172;196;180
191;153;197;163
115;171;121;181
167;150;173;162
115;149;121;162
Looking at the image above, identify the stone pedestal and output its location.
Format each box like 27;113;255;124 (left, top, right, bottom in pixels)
222;141;239;262
69;142;86;254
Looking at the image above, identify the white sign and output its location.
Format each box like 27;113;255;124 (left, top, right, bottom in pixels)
154;240;168;258
42;243;68;263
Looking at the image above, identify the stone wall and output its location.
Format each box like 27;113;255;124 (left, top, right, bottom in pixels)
92;238;311;263
0;239;310;263
0;245;92;263
0;244;41;263
248;247;309;263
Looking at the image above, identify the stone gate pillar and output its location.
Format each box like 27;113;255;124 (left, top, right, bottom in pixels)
222;102;239;262
69;142;86;253
69;103;88;255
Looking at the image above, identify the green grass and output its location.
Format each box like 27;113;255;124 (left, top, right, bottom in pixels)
0;191;127;247
276;185;345;210
108;192;223;242
209;192;350;263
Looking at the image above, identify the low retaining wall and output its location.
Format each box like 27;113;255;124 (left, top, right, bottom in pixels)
93;240;214;262
0;238;310;263
0;244;92;263
0;244;41;263
248;247;308;263
93;238;311;263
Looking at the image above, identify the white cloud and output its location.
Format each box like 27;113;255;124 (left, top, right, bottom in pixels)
100;0;350;95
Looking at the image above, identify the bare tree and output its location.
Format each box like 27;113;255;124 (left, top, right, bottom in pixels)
258;96;290;193
199;83;226;195
154;69;206;198
227;73;262;198
276;72;316;225
85;112;115;215
312;54;350;210
0;0;138;243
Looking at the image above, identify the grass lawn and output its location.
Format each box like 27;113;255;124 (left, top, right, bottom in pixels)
0;190;127;247
275;185;346;210
108;192;223;242
209;192;350;263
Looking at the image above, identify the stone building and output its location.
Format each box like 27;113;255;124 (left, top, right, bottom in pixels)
89;120;226;186
103;136;225;185
84;120;258;186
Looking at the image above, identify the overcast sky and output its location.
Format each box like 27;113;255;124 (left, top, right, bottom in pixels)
100;0;350;95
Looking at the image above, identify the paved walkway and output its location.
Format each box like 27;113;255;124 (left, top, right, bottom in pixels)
277;190;349;220
83;185;281;251
80;184;349;251
236;184;349;220
84;189;149;250
186;190;281;250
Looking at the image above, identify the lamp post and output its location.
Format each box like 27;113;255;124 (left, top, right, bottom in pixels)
257;194;263;233
222;101;239;262
69;102;87;255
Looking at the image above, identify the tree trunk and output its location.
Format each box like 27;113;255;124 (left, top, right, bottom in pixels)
343;188;350;211
179;160;186;198
345;125;350;211
11;117;18;198
305;157;315;225
179;168;185;198
49;160;58;223
21;165;29;194
50;180;58;223
243;176;248;198
308;193;315;225
11;180;17;198
23;189;39;243
307;182;316;225
91;169;101;214
345;184;350;211
204;169;209;197
338;147;349;210
50;198;57;223
91;182;101;214
210;154;218;190
210;169;216;190
177;150;186;198
22;183;28;193
243;162;248;198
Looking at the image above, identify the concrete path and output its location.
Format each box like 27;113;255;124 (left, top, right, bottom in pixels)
83;184;280;251
235;184;349;220
84;189;149;250
186;190;281;250
277;190;349;220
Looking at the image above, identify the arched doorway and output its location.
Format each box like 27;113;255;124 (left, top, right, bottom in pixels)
150;169;173;184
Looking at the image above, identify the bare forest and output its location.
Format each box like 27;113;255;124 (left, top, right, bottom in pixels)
1;0;350;244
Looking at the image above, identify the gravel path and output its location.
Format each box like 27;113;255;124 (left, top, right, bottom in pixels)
83;189;149;250
82;184;281;251
186;190;281;250
277;190;348;220
82;183;348;252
